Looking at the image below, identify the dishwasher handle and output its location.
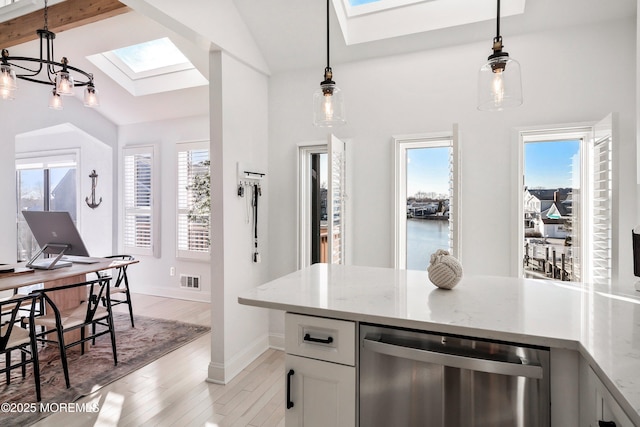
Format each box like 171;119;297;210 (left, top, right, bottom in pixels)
362;337;543;379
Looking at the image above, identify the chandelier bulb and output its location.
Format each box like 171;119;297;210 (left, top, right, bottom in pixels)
49;89;63;110
0;64;17;92
55;70;75;96
84;83;99;108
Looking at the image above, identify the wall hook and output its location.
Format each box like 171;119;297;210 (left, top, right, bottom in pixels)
85;169;102;209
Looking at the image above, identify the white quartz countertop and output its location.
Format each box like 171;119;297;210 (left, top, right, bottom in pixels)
238;263;640;424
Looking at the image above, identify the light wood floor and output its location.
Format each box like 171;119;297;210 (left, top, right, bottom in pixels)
32;293;285;427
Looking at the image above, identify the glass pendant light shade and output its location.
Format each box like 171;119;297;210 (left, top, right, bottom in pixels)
0;64;17;91
477;0;522;111
56;70;75;96
478;54;522;111
313;81;345;127
49;89;63;110
84;84;99;107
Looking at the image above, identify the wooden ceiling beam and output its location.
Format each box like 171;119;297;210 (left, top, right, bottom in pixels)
0;0;129;49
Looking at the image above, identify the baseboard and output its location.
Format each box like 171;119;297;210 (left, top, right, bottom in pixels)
269;332;285;351
131;286;211;303
206;334;269;384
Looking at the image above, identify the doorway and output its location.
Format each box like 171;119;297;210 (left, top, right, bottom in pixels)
298;135;347;268
310;152;328;264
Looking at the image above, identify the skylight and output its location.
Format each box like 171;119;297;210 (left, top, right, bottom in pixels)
87;37;208;97
349;0;380;5
336;0;526;45
344;0;431;17
112;38;189;74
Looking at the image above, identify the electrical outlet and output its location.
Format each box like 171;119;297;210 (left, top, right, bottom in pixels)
170;267;175;276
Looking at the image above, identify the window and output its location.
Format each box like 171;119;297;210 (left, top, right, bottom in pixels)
394;128;460;270
176;141;210;259
15;153;78;261
123;146;157;257
518;116;612;285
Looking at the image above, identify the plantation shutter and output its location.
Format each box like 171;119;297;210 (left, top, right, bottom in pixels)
590;115;613;285
123;146;154;256
328;134;346;264
448;124;459;259
177;142;210;259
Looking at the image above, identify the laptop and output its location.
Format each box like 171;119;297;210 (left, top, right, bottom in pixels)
22;211;95;269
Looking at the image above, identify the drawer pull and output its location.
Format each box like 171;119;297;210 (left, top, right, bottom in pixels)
598;422;616;427
304;333;334;344
286;369;295;409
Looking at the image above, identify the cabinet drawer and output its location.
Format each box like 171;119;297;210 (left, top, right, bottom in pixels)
285;313;355;366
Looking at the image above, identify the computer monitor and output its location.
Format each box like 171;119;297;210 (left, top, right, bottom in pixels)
22;210;90;269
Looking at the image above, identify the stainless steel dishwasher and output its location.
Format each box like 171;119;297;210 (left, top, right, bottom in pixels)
360;324;550;427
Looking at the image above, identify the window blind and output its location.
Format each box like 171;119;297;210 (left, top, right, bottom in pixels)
591;135;612;285
328;137;345;264
177;143;210;258
123;147;154;255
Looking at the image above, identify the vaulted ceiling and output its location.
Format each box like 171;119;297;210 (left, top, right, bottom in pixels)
0;0;636;126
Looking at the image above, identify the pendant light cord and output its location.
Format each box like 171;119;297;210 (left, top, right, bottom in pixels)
326;0;330;68
495;0;501;40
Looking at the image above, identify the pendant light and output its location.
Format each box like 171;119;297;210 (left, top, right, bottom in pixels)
477;0;522;111
313;0;345;127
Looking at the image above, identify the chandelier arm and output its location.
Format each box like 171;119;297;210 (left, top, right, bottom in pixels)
7;59;46;77
4;56;93;86
46;37;55;77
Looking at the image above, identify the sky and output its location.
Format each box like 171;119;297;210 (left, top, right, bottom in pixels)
406;139;581;198
524;140;580;189
407;146;449;197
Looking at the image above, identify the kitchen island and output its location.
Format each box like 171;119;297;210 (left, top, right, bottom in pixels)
238;264;640;426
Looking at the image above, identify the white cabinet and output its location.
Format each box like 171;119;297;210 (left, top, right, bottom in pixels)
284;313;356;427
285;354;355;427
579;358;635;427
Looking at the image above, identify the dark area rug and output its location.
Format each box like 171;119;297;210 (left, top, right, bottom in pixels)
0;312;210;426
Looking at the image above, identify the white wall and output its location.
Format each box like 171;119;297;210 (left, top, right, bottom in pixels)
117;115;211;301
208;51;270;383
16;124;113;257
0;81;117;262
268;18;637;333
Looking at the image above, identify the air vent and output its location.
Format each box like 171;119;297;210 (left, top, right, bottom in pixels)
179;274;201;290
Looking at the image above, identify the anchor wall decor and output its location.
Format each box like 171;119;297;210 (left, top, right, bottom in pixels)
85;169;102;209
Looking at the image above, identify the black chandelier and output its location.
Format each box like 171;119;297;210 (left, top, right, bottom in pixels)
0;0;99;109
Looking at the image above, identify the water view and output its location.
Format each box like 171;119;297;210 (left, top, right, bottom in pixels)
407;218;449;271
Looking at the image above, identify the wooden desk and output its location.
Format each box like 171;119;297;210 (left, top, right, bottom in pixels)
0;258;138;347
0;258;138;292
